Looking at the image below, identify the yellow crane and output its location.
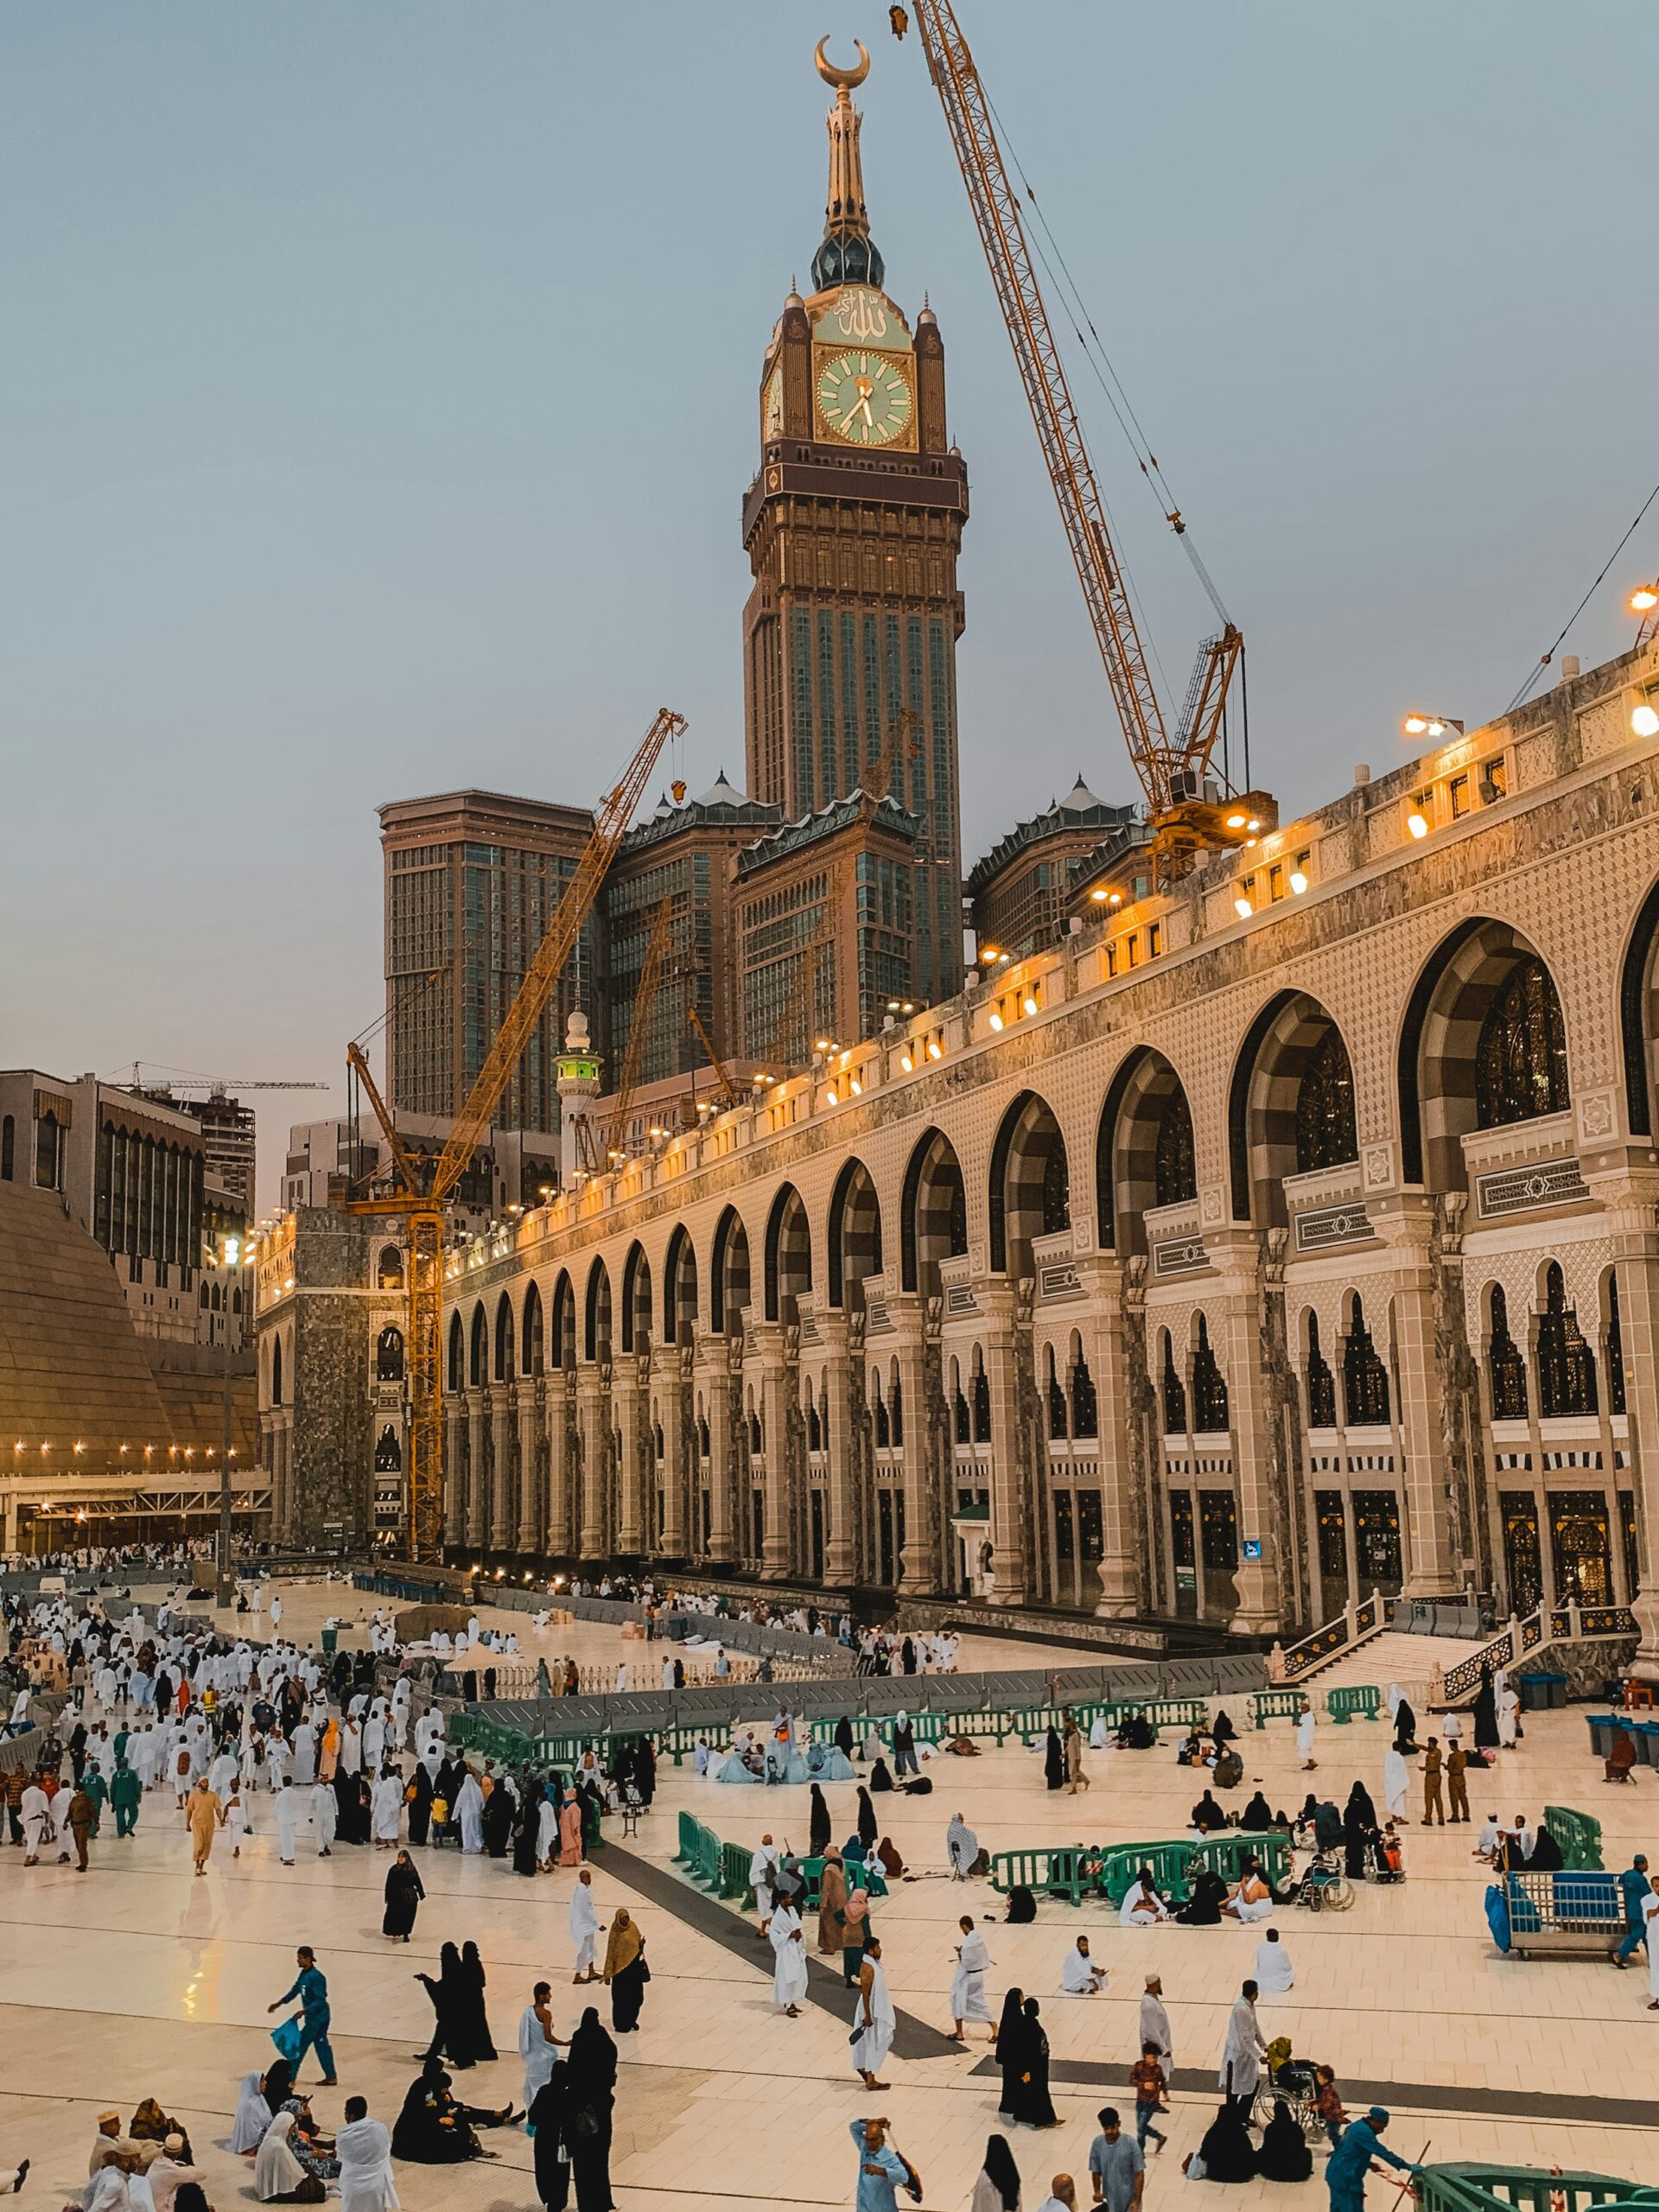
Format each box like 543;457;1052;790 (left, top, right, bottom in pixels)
592;894;676;1169
684;1001;738;1105
892;3;1272;875
346;707;687;1561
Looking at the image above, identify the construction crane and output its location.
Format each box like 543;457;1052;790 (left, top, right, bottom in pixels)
684;1002;738;1105
345;707;687;1562
585;895;676;1170
124;1067;327;1096
891;2;1273;876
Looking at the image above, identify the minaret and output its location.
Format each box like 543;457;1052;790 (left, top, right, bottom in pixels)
555;1006;601;1185
811;37;883;290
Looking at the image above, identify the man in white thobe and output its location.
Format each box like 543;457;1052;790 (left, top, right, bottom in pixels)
20;1782;49;1864
569;1867;601;1980
1254;1928;1295;1993
1061;1936;1108;1993
749;1835;780;1934
1296;1698;1317;1769
1383;1747;1410;1821
949;1918;994;2038
518;1984;563;2105
852;1936;896;2088
1218;1982;1267;2113
770;1900;809;2015
371;1770;402;1847
1139;1975;1173;2069
334;2100;398;2212
273;1780;300;1866
312;1779;337;1856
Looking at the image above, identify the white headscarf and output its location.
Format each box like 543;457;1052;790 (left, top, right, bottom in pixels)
254;2112;307;2202
231;2072;273;2155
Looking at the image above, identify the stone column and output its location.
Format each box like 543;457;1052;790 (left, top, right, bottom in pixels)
890;1304;938;1592
547;1370;575;1559
443;1403;465;1548
660;1348;693;1561
576;1370;608;1560
514;1381;542;1554
747;1320;792;1579
704;1360;735;1565
490;1389;515;1552
1372;1198;1463;1600
1076;1255;1141;1618
978;1286;1028;1606
614;1357;645;1559
817;1317;858;1586
1586;1168;1659;1675
466;1395;487;1550
1205;1232;1283;1635
277;1414;296;1543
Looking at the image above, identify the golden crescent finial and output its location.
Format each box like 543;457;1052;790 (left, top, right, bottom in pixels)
815;35;871;92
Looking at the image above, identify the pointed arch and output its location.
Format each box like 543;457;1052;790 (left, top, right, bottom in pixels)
764;1183;812;1321
664;1224;698;1344
1618;873;1659;1135
550;1270;577;1370
270;1334;284;1408
900;1126;967;1293
1399;917;1569;1189
1227;989;1357;1225
519;1281;543;1375
493;1291;515;1382
710;1206;751;1335
447;1309;465;1393
827;1156;883;1308
584;1258;612;1363
1096;1047;1195;1255
621;1243;653;1353
989;1090;1069;1275
468;1302;487;1387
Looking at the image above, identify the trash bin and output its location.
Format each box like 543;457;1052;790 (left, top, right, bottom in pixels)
321;1626;339;1657
1520;1671;1567;1711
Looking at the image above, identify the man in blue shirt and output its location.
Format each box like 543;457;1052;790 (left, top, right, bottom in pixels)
850;2117;918;2211
1325;2107;1420;2212
1615;1854;1650;1965
267;1945;338;2086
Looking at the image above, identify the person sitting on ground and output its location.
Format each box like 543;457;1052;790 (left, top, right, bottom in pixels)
1183;2102;1256;2183
1221;1860;1275;1923
1177;1729;1207;1767
1191;1789;1230;1834
1175;1867;1230;1925
1473;1811;1503;1866
1213;1746;1244;1791
868;1757;894;1793
389;2060;513;2163
1605;1725;1638;1783
1238;1790;1275;1833
253;2114;323;2204
1061;1936;1108;1994
1120;1868;1172;1925
1004;1882;1038;1924
1115;1711;1155;1751
1527;1820;1566;1872
1256;2099;1313;2183
1253;1927;1294;1993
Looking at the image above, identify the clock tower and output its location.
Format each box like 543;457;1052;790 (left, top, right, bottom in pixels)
742;39;969;1006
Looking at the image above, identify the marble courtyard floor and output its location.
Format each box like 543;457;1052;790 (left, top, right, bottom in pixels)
2;1586;1655;2211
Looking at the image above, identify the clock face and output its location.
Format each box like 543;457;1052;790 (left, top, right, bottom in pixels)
816;349;913;448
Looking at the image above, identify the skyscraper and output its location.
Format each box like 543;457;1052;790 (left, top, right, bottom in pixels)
741;41;969;1007
379;790;601;1135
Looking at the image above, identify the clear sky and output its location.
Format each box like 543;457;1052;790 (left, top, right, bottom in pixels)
6;3;1658;1209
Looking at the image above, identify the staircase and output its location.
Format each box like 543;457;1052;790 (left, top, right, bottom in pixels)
1269;1591;1637;1702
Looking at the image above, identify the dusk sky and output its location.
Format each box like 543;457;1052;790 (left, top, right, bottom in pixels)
7;3;1657;1207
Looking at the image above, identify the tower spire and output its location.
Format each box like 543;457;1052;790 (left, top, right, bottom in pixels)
811;38;884;292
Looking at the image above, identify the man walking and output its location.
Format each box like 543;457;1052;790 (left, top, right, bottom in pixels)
267;1945;339;2085
1218;1980;1267;2120
1615;1853;1651;1968
110;1758;142;1838
64;1782;96;1872
849;2117;919;2212
1089;2106;1147;2209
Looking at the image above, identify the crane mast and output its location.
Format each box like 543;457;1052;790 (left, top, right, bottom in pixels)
893;2;1268;866
346;706;686;1562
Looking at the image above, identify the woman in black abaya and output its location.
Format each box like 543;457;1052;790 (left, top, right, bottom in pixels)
1003;1998;1057;2127
808;1783;832;1859
452;1938;498;2063
1472;1665;1500;1751
382;1849;424;1940
1043;1727;1065;1791
416;1942;470;2066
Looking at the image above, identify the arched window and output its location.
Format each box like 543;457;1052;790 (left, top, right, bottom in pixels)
1488;1286;1528;1420
373;1424;402;1471
35;1110;60;1192
1046;1344;1067;1440
1476;956;1570;1128
1607;1273;1627;1417
890;1370;904;1447
200;1282;210;1309
271;1337;283;1407
377;1325;404;1382
697;1414;711;1458
1069;1341;1097;1439
971;1352;991;1443
1295;1027;1358;1172
377;1247;404;1289
1306;1313;1336;1428
1160;1331;1186;1434
1343;1295;1391;1426
232;1287;242;1314
1537;1262;1597;1416
874;1375;890;1450
448;1313;465;1392
749;1412;763;1455
1041;1139;1069;1235
1191;1315;1230;1433
653;1421;665;1461
951;1358;970;1444
0;1114;12;1181
1154;1090;1197;1207
807;1395;823;1452
469;1306;486;1387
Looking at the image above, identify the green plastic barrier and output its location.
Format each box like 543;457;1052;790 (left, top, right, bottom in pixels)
718;1839;752;1900
988;1843;1094;1906
1542;1804;1604;1872
1192;1832;1294;1891
695;1826;722;1891
1096;1840;1197;1905
1419;2163;1659;2212
676;1812;703;1867
1325;1685;1382;1725
1249;1689;1305;1728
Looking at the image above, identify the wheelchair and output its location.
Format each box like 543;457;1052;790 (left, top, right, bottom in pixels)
1290;1847;1353;1911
